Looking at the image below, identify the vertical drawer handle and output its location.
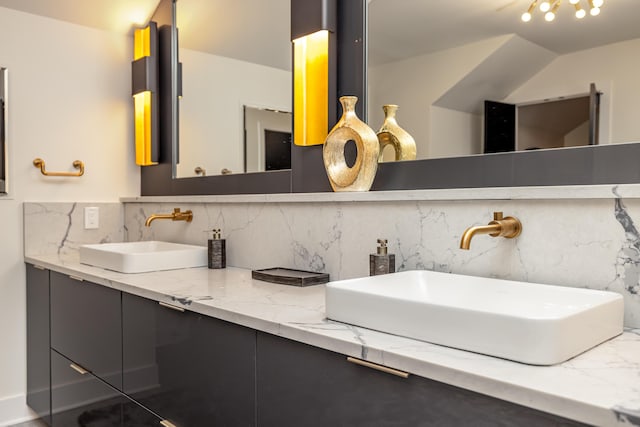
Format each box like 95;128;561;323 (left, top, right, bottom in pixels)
69;363;89;375
346;357;409;379
159;301;185;312
69;275;84;282
160;420;177;427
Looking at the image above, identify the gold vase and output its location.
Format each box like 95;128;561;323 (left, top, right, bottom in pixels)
376;104;416;161
323;96;380;192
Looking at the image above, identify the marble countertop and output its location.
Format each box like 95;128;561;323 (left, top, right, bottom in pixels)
26;254;640;427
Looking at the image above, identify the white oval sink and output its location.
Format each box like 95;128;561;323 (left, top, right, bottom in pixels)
79;241;207;273
325;270;624;365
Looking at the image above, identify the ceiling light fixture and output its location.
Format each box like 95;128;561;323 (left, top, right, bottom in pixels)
521;0;603;22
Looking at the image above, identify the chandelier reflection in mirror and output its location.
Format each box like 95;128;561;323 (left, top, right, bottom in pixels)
521;0;604;22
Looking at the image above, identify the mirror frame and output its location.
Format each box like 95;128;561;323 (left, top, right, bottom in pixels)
141;0;640;196
0;67;7;195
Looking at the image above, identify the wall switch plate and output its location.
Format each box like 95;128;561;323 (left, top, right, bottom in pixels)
84;207;99;229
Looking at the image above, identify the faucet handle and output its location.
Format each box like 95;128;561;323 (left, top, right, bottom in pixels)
376;238;388;255
493;212;504;221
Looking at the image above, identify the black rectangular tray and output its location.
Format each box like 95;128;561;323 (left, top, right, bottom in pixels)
251;268;330;287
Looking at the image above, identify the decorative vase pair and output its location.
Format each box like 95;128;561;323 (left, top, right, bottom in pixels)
323;96;416;192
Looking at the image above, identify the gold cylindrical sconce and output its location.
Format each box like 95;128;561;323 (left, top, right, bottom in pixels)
291;0;337;146
132;22;159;166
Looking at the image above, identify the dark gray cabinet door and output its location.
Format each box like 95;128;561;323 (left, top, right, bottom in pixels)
256;332;587;427
26;264;51;425
50;271;122;390
51;349;124;427
122;293;256;427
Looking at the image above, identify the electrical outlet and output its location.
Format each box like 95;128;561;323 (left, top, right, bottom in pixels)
84;207;99;230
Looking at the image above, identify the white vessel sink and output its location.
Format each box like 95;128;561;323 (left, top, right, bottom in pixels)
79;241;207;273
325;270;624;365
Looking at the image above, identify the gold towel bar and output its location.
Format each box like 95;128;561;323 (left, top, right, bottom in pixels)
33;158;84;177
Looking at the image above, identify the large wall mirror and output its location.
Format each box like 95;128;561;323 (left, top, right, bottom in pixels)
367;0;640;163
174;0;291;179
141;0;640;196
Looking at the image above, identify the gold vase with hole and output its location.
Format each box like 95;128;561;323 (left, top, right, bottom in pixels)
323;96;379;192
377;104;416;162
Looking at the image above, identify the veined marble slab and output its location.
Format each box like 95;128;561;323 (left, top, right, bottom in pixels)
125;196;640;328
25;254;640;427
24;202;124;260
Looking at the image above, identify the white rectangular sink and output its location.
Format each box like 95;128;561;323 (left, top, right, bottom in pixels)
79;241;207;273
325;270;624;365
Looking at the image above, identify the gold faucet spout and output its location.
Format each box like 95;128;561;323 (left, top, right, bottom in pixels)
459;212;522;250
459;224;503;250
145;208;193;227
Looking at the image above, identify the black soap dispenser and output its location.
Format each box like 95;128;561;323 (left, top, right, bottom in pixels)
208;229;226;269
370;238;395;276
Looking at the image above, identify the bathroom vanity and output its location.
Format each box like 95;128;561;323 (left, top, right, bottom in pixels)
25;255;640;427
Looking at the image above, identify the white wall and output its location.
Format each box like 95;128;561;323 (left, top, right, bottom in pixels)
177;48;290;178
0;6;138;424
430;106;482;159
368;35;509;159
506;38;640;145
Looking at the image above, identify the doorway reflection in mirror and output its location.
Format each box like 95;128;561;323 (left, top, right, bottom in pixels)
244;106;292;174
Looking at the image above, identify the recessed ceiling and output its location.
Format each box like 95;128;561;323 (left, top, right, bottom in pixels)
369;0;640;65
1;0;637;72
177;0;291;71
0;0;161;35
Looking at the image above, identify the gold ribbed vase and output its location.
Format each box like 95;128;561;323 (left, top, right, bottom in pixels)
377;104;416;161
323;96;379;192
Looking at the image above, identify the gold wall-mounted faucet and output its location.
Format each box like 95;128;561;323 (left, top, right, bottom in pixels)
459;212;522;250
145;208;193;227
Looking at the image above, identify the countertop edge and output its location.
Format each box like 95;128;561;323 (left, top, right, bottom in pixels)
120;183;640;203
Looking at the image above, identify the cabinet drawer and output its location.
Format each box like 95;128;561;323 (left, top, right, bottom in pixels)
50;271;122;389
257;332;587;427
123;293;256;427
51;349;124;427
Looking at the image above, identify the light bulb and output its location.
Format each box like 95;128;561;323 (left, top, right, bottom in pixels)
569;0;579;4
575;8;586;18
540;1;551;12
593;0;603;7
521;12;532;22
545;11;556;21
590;6;600;15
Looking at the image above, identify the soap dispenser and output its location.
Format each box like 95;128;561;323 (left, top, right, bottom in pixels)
370;238;395;276
208;229;226;269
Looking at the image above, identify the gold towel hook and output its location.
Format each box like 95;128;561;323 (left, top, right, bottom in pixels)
33;158;84;177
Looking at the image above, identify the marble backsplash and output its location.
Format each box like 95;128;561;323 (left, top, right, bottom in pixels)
23;195;640;328
24;202;124;259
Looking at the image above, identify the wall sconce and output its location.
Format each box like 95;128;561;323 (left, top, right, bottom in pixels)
291;0;337;146
132;22;159;166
